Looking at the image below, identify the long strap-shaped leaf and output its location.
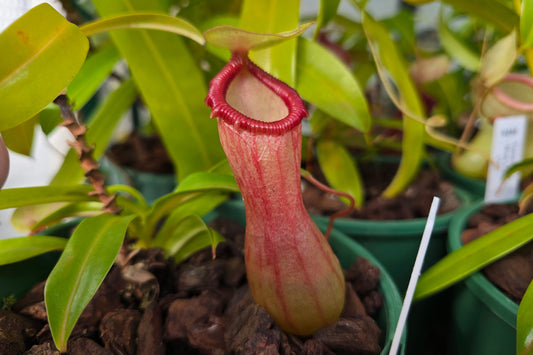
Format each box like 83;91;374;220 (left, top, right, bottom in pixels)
414;211;533;300
92;0;224;180
0;3;89;131
362;13;426;198
80;12;205;45
296;38;371;132
0;236;67;265
517;281;533;354
0;185;96;209
143;172;239;242
45;214;134;352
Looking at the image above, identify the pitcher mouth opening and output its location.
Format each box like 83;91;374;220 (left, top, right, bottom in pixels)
206;52;308;135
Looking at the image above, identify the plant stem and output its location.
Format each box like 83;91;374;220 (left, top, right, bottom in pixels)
54;95;120;215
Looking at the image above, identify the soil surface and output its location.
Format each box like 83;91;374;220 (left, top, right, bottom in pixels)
302;161;462;220
1;218;386;354
107;133;174;174
461;204;533;303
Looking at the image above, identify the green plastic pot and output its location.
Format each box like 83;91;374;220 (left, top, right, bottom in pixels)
312;187;471;293
215;200;406;355
436;152;486;199
310;185;471;355
100;157;176;204
447;200;518;355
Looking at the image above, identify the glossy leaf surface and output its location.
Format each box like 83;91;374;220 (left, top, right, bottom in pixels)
0;236;67;265
414;213;533;300
80;12;205;45
316;140;364;208
296;38;371;132
0;4;89;131
144;172;238;238
153;214;224;263
45;214;134;352
0;185;96;209
92;0;224;180
239;0;300;85
517;280;533;355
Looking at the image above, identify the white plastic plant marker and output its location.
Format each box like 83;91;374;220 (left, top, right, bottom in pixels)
388;196;441;355
484;115;528;204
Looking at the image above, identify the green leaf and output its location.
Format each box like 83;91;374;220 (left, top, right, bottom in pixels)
0;185;96;210
0;3;89;131
66;45;121;111
31;202;104;232
404;0;518;32
316;140;364;208
45;214;134;352
92;0;225;180
2;116;36;156
175;171;239;193
51;79;137;185
166;192;228;222
38;104;62;135
314;0;341;39
438;14;480;71
0;236;67;265
519;183;533;215
153;214;224;263
362;14;426;197
480;30;517;87
144;172;239;241
199;15;238;62
296;38;371;132
204;23;313;53
414;213;533;300
11;203;68;233
517;281;533;355
239;0;300;86
504;158;533;179
521;0;533;48
80;12;205;45
172;226;224;263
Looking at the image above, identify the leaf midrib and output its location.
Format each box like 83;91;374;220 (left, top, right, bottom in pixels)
58;217;114;343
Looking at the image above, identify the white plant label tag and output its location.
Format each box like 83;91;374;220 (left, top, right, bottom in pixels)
484;115;528;204
388;197;440;355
